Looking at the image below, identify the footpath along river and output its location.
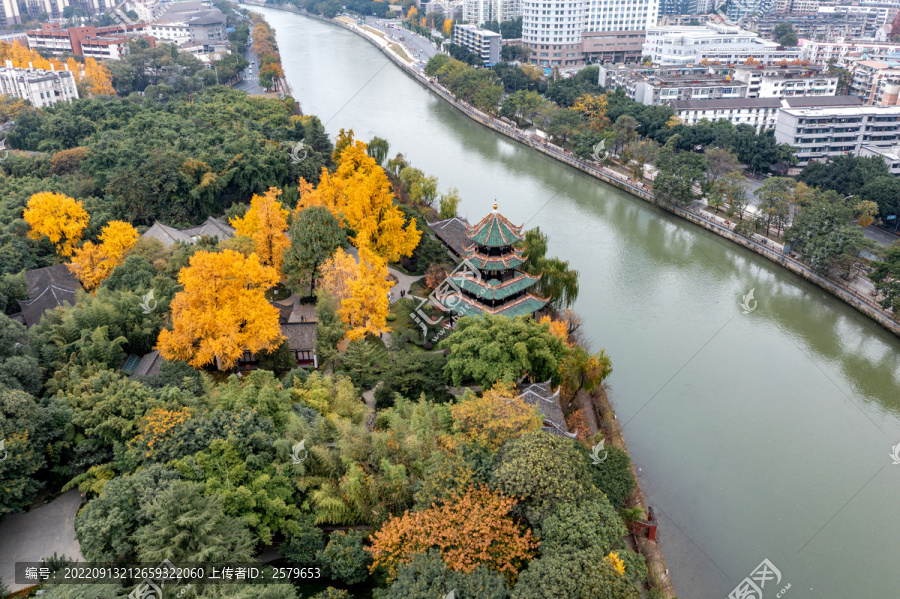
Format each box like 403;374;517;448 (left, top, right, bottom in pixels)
247;6;900;597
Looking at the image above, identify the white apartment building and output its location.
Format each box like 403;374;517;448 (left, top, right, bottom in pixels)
464;0;521;24
0;62;79;108
522;0;587;67
848;59;900;105
453;23;502;65
859;143;900;175
774;103;900;167
816;4;898;26
585;0;658;33
0;0;21;26
599;64;748;105
143;20;192;44
672;95;862;133
799;39;900;65
732;65;838;98
643;23;802;66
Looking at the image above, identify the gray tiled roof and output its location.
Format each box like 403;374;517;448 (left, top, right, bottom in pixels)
428;217;470;257
181;217;236;242
517;380;577;439
141;221;193;247
281;322;317;351
17;264;82;327
134;350;164;377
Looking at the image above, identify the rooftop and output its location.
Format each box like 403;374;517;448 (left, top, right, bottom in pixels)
467;204;524;247
17;264;82;327
670;95;863;110
517;381;576;439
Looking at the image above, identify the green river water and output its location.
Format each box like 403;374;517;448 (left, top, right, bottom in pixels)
248;7;900;597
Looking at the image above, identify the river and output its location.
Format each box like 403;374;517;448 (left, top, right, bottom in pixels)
247;7;900;597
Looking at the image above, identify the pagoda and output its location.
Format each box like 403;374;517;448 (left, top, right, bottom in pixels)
438;203;548;318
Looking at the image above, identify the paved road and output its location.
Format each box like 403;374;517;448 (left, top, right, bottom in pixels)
362;17;437;66
865;224;900;247
0;490;84;592
232;39;267;95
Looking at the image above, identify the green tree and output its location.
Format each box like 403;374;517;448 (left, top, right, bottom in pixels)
134;480;256;562
580;445;636;510
512;548;639;599
438;187;461;219
773;22;798;46
492;432;594;526
315;295;347;372
0;313;41;394
519;227;579;309
439;315;569;387
654;140;707;206
317;530;371;584
786;190;868;275
872;244;900;314
0;389;47;517
538;498;628;555
75;465;181;561
384;550;509;599
281;514;325;566
283;206;347;295
859;176;900;227
367;136;390;166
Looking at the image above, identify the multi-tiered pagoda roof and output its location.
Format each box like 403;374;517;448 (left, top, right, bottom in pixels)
438;204;548;318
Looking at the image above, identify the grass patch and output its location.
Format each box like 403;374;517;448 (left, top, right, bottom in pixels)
389;43;412;62
362;25;386;38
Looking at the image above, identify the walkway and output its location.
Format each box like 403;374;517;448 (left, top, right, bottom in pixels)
0;490;84;592
387;266;424;304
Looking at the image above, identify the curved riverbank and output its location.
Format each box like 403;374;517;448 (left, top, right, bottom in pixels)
246;0;899;339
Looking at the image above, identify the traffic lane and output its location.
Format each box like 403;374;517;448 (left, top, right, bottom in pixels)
864;225;899;247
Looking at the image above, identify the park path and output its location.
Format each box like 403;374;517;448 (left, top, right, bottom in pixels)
0;490;84;592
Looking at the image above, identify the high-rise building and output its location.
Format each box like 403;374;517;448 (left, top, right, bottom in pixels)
464;0;522;24
522;0;588;67
0;0;21;25
587;0;659;32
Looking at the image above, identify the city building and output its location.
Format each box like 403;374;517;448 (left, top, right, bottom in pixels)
859;143;900;175
463;0;521;24
848;59;900;105
599;64;748;105
671;94;862;132
732;64;837;97
453;23;502;65
799;39;900;65
0;62;79;108
437;204;548;318
643;22;802;66
774;102;900;166
726;0;778;23
0;0;21;26
749;12;885;42
522;0;587;67
586;0;658;34
816;3;899;27
26;22;154;59
581;30;646;64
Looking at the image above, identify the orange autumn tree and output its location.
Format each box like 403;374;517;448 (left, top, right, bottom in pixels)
443;19;453;36
367;485;538;581
320;247;392;340
157;250;283;370
450;382;543;451
24;192;90;257
83;57;115;96
230;187;290;272
68;220;139;289
539;315;571;347
298;139;421;262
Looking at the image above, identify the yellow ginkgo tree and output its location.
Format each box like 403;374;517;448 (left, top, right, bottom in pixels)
298;140;421;262
24;192;90;257
230;187;290;272
319;247;392;341
156;250;283;370
68;220;139;290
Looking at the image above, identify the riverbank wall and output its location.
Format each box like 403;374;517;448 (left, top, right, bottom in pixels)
254;2;900;339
